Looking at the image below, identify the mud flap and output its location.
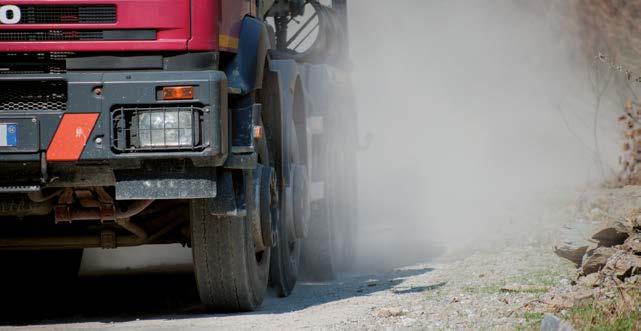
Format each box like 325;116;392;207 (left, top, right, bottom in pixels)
115;167;216;200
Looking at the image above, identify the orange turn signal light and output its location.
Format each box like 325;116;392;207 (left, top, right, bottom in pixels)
162;86;194;100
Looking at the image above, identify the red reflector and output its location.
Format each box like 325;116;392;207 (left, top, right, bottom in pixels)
47;113;99;162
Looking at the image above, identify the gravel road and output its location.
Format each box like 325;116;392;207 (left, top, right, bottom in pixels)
0;190;592;330
0;241;574;330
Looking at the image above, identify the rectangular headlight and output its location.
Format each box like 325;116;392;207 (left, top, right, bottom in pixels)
138;110;193;147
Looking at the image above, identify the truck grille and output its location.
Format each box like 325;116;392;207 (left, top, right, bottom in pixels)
0;30;105;41
0;81;67;112
0;30;156;42
0;53;69;74
17;5;117;24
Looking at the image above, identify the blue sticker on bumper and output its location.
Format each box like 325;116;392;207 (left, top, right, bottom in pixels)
0;123;17;147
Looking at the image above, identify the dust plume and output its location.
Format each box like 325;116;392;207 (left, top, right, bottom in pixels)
347;0;622;270
80;0;625;276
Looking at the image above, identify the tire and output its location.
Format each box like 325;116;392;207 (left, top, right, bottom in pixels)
301;132;353;280
301;197;336;281
190;199;271;312
301;95;358;279
269;114;304;296
269;186;302;297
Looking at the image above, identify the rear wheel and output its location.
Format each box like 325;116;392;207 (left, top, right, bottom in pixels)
269;122;304;297
190;199;271;312
269;192;301;297
301;68;358;279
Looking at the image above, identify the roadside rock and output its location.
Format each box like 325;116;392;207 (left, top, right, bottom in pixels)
576;272;603;288
591;219;632;246
554;224;593;265
582;246;617;275
540;314;575;331
602;251;641;280
627;211;641;231
555;243;588;266
622;234;641;254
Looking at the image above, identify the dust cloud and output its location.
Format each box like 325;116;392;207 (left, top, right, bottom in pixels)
81;1;624;276
347;0;621;270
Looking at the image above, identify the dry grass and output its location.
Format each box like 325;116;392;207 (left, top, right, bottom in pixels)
566;288;641;331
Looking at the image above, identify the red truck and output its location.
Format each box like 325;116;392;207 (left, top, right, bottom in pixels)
0;0;357;312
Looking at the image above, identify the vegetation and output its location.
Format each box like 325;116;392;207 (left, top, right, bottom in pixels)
566;289;641;331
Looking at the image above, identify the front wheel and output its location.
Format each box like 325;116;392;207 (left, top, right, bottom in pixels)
190;200;271;312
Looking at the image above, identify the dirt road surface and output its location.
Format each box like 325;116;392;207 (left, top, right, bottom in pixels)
0;241;573;330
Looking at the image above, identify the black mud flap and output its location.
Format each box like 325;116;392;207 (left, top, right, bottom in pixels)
115;167;216;200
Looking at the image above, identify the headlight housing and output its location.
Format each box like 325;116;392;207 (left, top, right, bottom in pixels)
111;105;205;152
138;110;193;147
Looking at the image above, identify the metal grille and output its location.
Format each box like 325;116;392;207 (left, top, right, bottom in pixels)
0;30;104;41
0;52;71;74
18;5;117;24
0;81;67;112
111;106;206;153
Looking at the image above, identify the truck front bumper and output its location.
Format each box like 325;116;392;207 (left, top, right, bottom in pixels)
0;70;228;195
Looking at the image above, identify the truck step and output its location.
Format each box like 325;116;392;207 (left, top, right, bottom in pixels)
0;185;40;193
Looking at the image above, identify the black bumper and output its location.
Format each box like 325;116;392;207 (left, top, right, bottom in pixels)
0;70;228;194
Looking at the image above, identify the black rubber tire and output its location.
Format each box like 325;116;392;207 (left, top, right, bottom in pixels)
190;199;271;312
269;195;301;297
301;97;358;279
301;197;336;281
331;144;357;271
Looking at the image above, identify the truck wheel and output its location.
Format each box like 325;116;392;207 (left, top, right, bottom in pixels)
302;102;358;279
269;196;301;297
190;200;271;312
301;197;336;281
269;122;303;297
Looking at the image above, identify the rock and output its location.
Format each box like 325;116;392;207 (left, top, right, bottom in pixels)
602;251;641;280
555;224;593;265
576;272;602;288
582;246;617;275
376;307;405;318
622;234;641;254
591;219;632;246
555;243;589;266
540;314;575;331
627;211;641;231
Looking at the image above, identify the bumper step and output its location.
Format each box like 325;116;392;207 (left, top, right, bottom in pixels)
0;185;40;193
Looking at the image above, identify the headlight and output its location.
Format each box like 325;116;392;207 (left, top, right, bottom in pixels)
138;110;193;147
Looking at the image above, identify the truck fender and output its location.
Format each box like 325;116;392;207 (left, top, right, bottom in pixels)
225;16;271;94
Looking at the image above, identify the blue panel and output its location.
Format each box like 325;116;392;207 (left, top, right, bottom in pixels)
6;124;17;147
